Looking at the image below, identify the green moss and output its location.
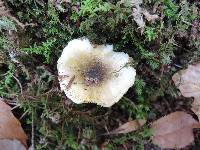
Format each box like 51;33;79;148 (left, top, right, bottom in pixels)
1;0;200;149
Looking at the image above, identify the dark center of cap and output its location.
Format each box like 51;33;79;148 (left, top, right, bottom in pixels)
83;61;106;86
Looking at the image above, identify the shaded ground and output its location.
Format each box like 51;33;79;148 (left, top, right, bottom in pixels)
0;0;200;149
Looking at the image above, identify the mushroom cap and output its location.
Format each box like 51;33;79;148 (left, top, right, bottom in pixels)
57;38;136;107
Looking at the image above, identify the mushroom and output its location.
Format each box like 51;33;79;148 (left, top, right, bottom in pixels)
57;38;136;107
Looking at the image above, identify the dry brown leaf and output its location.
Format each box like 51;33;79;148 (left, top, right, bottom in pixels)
151;111;200;149
0;139;26;150
0;100;27;149
120;0;159;34
172;63;200;98
106;119;146;135
172;63;200;120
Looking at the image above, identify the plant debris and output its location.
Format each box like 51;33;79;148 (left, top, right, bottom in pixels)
0;0;199;149
105;119;146;135
0;0;35;29
0;99;27;149
122;0;159;33
172;62;200;120
151;111;200;149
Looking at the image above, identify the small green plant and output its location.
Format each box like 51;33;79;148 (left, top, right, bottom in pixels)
110;127;152;150
0;63;16;97
163;0;179;21
1;0;200;149
79;0;112;16
144;27;158;42
21;39;56;63
71;0;132;43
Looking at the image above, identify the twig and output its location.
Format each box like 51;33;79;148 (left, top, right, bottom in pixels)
104;125;109;134
7;15;36;29
19;109;29;120
5;101;17;105
0;97;17;105
11;105;19;110
0;0;36;29
12;75;28;102
123;96;137;107
76;126;81;143
29;111;35;150
12;75;23;95
66;75;75;90
158;63;164;80
122;144;128;150
60;119;65;144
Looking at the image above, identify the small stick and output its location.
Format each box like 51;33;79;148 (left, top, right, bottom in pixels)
12;75;23;95
19;109;29;120
66;75;75;90
29;111;35;150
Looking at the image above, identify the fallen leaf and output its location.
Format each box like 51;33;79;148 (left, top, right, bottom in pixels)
142;10;159;22
172;62;200;120
172;63;200;98
132;7;145;31
0;139;26;150
151;111;200;149
191;99;200;120
106;119;146;135
120;0;159;34
0;99;27;149
131;0;145;33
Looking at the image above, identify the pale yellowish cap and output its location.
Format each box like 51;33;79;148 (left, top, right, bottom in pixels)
57;38;136;107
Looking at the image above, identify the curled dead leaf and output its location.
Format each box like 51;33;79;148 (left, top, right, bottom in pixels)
121;0;159;33
172;62;200;120
105;119;146;135
142;10;159;22
151;111;200;149
0;99;27;150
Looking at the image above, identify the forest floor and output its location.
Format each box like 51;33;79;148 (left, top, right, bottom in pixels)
0;0;200;150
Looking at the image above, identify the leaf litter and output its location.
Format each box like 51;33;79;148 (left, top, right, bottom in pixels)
103;119;146;135
172;62;200;120
0;99;27;150
151;111;200;149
